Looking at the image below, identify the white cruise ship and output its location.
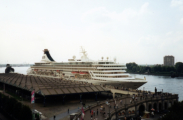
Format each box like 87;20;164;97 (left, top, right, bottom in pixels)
27;48;147;89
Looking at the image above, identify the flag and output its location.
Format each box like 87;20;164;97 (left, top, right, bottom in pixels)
31;90;35;104
81;107;85;120
82;106;85;114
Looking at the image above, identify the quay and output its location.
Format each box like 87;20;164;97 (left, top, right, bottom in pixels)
71;91;178;120
37;75;178;119
0;73;178;120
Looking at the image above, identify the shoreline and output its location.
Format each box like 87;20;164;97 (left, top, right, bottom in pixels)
128;72;170;76
129;72;170;76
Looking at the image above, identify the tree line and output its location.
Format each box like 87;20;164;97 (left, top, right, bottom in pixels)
0;92;32;120
159;101;183;120
126;62;183;76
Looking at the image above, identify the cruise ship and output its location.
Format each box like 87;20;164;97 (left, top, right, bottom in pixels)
27;48;147;89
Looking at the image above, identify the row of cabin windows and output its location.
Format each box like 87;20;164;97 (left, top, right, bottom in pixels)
33;67;123;71
93;66;125;67
94;72;125;74
97;76;128;78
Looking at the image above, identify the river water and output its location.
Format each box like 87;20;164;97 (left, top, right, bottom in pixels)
0;67;183;101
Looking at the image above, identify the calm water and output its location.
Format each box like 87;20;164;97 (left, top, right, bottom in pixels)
0;67;29;75
133;74;183;101
0;67;183;101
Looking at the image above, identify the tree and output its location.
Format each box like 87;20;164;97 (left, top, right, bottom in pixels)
126;63;138;71
21;105;32;120
160;101;183;120
13;102;22;119
146;67;151;73
175;62;183;73
140;67;147;73
7;97;18;115
161;66;166;72
132;66;137;72
2;95;9;111
136;66;140;72
151;67;155;73
0;93;32;120
153;65;162;72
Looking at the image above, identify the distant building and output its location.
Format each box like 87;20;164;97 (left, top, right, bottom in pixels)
164;55;174;66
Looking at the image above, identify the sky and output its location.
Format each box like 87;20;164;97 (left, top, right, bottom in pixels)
0;0;183;64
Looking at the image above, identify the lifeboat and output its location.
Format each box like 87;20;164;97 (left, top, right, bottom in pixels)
34;69;38;71
71;71;79;74
79;72;88;75
56;70;60;72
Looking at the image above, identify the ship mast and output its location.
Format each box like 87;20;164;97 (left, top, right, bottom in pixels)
80;47;88;59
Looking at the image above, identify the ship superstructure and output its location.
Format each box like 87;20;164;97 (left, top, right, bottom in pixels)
27;48;147;89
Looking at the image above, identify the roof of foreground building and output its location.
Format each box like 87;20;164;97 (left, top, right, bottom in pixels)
0;73;109;96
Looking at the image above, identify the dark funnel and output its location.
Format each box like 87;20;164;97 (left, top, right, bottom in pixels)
44;49;55;61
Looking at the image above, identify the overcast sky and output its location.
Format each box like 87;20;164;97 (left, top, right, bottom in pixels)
0;0;183;64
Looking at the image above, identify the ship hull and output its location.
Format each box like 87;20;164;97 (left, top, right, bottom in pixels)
71;79;147;89
27;72;146;89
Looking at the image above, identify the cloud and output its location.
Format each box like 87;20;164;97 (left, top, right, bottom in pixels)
135;31;183;63
139;2;149;14
166;31;173;36
171;0;183;10
81;2;149;24
137;30;183;51
180;18;183;25
81;7;111;23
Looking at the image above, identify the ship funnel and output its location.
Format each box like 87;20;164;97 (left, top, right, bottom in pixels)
43;49;55;62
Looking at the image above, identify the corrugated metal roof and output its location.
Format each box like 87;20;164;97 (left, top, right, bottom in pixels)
0;73;109;96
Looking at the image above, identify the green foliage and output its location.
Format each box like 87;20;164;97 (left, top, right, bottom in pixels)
139;66;145;73
2;95;9;111
126;63;151;73
160;101;183;120
13;102;22;119
136;66;140;72
126;62;183;75
132;66;137;72
6;90;24;101
0;93;32;120
154;65;162;72
175;62;183;73
21;105;32;120
126;63;138;71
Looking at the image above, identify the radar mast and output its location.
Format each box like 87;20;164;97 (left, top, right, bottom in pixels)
80;47;88;59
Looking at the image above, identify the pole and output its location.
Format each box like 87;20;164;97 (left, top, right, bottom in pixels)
44;97;45;107
108;104;111;120
115;108;118;120
31;89;35;120
34;89;35;120
125;98;126;108
162;89;163;95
